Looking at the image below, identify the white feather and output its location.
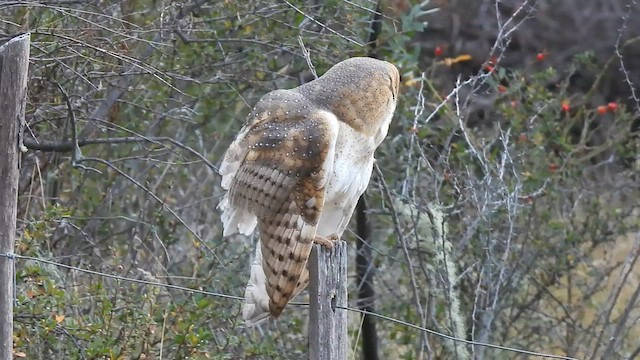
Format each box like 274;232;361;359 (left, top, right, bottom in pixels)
242;244;271;325
218;124;259;237
316;119;380;237
217;193;258;237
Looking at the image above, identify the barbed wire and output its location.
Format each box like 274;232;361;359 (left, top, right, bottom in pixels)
0;251;577;360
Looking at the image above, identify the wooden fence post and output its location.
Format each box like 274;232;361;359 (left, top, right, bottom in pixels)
0;33;30;360
308;240;348;360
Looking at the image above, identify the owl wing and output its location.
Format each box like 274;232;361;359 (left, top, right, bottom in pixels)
220;91;339;321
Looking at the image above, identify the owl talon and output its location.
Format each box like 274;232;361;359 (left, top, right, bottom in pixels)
314;234;339;249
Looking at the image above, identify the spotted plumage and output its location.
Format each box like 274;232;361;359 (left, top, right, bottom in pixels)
218;57;399;324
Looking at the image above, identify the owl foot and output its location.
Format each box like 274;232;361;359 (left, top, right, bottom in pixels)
313;234;339;249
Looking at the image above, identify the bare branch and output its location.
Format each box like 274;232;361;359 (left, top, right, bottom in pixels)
23;136;219;173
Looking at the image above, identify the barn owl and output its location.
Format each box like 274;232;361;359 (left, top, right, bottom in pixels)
218;57;399;325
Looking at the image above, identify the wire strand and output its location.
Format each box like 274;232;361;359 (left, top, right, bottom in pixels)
3;253;244;302
0;252;577;360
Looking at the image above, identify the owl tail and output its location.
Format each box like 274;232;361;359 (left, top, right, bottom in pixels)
242;242;310;326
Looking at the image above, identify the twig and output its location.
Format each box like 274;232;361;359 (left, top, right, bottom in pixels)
373;163;430;356
614;0;640;114
48;80;84;168
173;30;299;55
298;36;318;79
282;0;363;46
74;156;223;265
589;233;640;359
23;136;218;173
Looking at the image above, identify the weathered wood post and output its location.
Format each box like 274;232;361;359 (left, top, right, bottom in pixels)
0;33;30;360
308;240;348;360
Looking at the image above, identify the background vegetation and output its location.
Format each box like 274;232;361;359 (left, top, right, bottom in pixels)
1;0;639;359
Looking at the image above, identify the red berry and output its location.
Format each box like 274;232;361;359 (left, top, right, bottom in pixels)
518;133;528;143
434;46;443;57
561;102;570;113
548;163;559;173
498;85;507;93
607;102;618;111
597;105;607;115
484;56;498;72
536;52;545;61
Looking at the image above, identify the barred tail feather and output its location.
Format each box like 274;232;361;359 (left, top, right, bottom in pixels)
242;241;311;326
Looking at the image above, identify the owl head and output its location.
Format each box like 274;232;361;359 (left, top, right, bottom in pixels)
297;57;400;146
